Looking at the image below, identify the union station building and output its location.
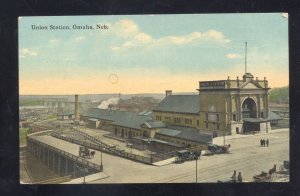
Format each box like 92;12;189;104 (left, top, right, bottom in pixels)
154;72;280;137
78;72;280;151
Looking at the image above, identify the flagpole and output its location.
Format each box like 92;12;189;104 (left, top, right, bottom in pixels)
245;42;247;74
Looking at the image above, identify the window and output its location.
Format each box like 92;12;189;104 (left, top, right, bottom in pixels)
197;120;199;126
206;122;208;129
261;112;264;118
217;124;220;130
185;118;192;125
165;116;171;121
216;114;220;122
233;114;236;121
174;117;181;124
156;115;162;121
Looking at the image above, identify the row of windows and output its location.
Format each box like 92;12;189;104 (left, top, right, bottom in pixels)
114;127;141;137
184;119;192;125
174;117;181;123
156;115;162;121
157;115;196;126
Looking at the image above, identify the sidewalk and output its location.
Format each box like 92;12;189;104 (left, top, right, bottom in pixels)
213;128;289;145
152;157;176;167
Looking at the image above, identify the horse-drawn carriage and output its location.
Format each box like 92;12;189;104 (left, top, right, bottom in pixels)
79;146;95;159
253;171;271;182
253;164;277;182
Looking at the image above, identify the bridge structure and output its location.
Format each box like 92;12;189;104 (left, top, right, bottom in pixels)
43;98;76;108
26;131;103;183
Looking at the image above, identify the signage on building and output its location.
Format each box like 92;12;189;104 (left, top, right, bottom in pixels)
200;81;225;88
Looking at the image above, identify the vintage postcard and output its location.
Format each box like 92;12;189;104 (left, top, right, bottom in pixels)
19;13;289;184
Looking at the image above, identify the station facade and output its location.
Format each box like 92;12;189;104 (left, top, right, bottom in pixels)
153;73;276;137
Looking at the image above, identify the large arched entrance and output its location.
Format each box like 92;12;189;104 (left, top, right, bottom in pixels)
242;98;257;119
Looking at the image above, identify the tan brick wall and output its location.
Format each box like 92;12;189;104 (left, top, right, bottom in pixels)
199;93;227;132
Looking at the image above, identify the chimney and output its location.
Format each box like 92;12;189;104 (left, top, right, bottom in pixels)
165;90;172;98
75;94;80;120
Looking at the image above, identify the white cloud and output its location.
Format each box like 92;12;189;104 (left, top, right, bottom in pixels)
74;36;86;41
110;19;230;52
19;48;38;57
49;38;60;44
226;53;239;59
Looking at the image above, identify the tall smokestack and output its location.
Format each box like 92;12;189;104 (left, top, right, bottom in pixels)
75;95;80;120
165;90;172;98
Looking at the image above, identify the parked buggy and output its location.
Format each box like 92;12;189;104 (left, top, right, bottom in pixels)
279;161;289;171
177;150;199;161
253;171;271;182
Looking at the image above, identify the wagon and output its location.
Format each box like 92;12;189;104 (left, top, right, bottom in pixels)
253;171;271;182
279;161;289;171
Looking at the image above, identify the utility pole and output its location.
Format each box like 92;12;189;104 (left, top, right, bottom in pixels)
196;158;198;183
223;130;226;146
83;137;86;184
100;142;103;171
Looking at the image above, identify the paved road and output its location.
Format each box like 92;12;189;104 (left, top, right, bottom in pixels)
32;129;289;183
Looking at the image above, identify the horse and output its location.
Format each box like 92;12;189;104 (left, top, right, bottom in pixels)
90;151;95;158
269;164;277;178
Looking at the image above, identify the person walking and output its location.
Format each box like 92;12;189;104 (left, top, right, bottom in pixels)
231;170;237;182
266;139;269;147
260;139;263;147
237;172;242;182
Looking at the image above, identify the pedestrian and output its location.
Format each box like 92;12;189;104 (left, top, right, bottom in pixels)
262;139;265;147
231;170;237;182
260;139;263;147
237;172;242;182
266;139;269;147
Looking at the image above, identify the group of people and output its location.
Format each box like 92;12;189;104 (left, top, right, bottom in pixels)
260;138;269;147
231;170;242;182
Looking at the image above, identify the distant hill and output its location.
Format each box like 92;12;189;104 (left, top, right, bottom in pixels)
269;86;289;104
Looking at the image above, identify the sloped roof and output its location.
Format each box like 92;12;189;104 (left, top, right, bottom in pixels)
81;108;153;130
157;125;212;144
153;95;200;114
143;121;166;129
267;111;282;121
243;111;283;123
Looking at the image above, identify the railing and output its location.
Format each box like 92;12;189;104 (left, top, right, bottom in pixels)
152;145;205;162
27;136;103;171
51;130;152;164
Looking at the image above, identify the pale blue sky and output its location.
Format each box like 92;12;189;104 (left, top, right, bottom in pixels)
19;13;288;95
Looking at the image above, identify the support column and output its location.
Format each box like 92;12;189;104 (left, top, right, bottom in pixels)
47;148;50;167
65;158;68;176
58;155;61;176
52;151;55;171
43;146;46;163
73;162;76;178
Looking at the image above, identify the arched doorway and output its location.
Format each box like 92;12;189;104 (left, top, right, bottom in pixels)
242;98;257;119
